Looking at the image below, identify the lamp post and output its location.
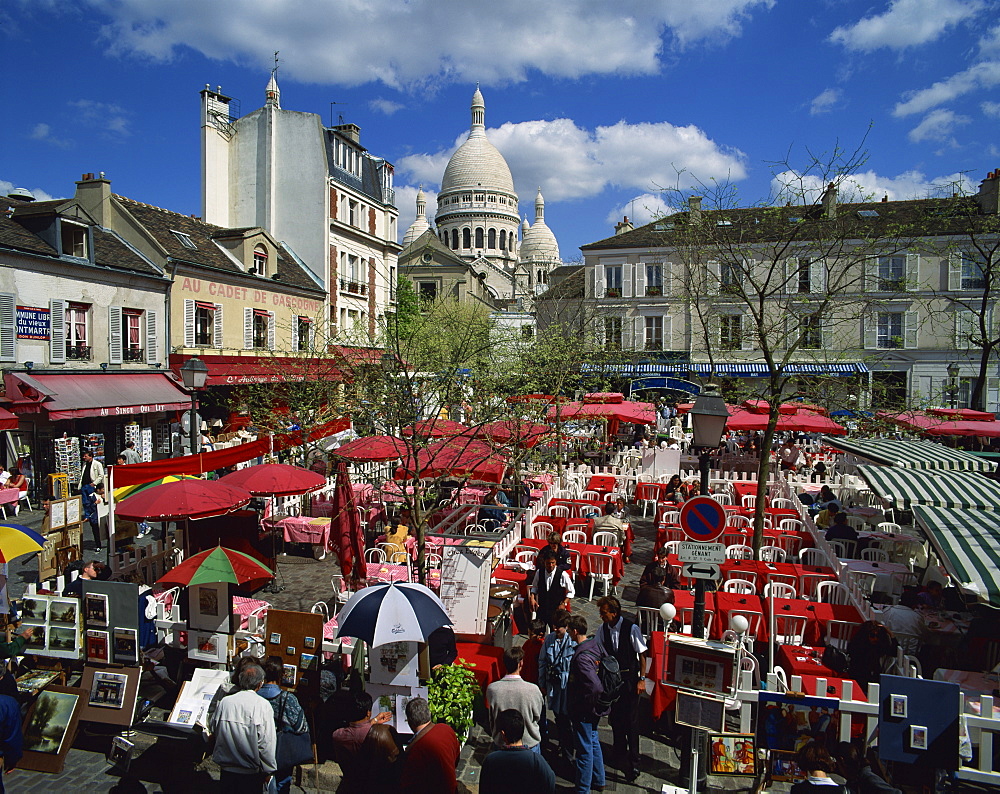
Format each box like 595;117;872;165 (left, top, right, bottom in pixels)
179;356;208;454
687;383;729;638
947;362;959;409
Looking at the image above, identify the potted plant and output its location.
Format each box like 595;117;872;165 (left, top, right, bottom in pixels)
427;659;479;743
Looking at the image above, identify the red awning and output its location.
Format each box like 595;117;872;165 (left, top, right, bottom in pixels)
0;407;17;431
170;354;344;387
4;372;189;421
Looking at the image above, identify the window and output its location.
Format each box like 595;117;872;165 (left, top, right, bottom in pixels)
294;317;312;352
251;245;268;275
646;264;663;296
349;200;358;226
720;315;742;351
604;317;622;350
537;269;548;285
462;228;471;248
500;230;507;250
644;316;663;351
475;228;484;248
521;325;534;340
65;302;90;359
124;309;143;361
800;314;822;349
877;256;905;291
252;310;270;349
605;265;623;298
720;262;740;293
451;229;459;249
877;312;904;349
487;228;496;249
195;304;215;346
961;252;987;290
171;230;197;250
797;259;812;294
418;282;438;302
61;221;88;259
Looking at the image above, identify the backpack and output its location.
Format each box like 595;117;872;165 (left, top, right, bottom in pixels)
822;644;850;677
597;653;624;706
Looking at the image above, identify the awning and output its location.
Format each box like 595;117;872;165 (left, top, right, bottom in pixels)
823;437;996;472
914;505;1000;603
170;354;344;386
858;466;1000;510
583;362;868;378
4;372;190;421
0;407;17;431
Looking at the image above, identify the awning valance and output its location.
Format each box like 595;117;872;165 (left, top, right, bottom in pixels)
857;465;1000;510
170;354;344;387
914;505;1000;603
583;362;868;378
823;437;996;472
0;407;17;431
5;372;190;421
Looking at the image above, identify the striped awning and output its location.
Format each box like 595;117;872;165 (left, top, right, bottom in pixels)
858;466;1000;510
580;362;868;378
823;437;996;472
913;505;1000;603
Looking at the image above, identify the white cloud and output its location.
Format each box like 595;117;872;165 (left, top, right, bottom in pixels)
907;108;971;142
771;168;977;203
395;184;439;245
809;88;843;116
397;117;747;206
369;98;404;116
829;0;984;51
0;179;59;202
977;23;1000;57
69;99;132;137
604;193;677;228
84;0;775;88
982;100;1000;117
29;122;72;148
893;60;1000;116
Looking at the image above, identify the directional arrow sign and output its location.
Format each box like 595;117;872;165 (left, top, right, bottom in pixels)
681;562;722;580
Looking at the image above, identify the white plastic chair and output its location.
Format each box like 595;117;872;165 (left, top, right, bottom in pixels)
816;580;852;605
562;530;587;544
663;540;683;557
726;544;754;560
770;498;795;509
585;553;617;599
636;606;666;641
773;534;801;557
531;521;555;540
774;614;808;645
676;608;714;639
799;548;830;567
800;573;831;601
829;539;858;559
759;546;786;563
825;619;858;651
861;548;890;563
365;547;386;564
592;531;618;547
877;522;903;534
778;518;804;532
850;570;878;601
660;509;682;526
763;582;797;599
580;490;602;501
741;494;757;510
723;579;755;594
729;610;763;639
548;505;571;519
726;514;752;530
726;570;758;589
713;492;733;506
310;600;329;621
514;550;537;565
331;574;351;607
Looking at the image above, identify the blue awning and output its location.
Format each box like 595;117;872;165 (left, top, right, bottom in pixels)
582;362;868;378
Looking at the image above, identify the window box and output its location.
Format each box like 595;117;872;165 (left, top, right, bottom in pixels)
645;286;662;297
66;344;92;361
605;287;621;298
339;279;368;296
124;347;144;362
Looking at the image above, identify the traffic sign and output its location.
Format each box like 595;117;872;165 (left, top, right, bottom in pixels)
681;562;722;580
678;542;725;565
679;495;728;543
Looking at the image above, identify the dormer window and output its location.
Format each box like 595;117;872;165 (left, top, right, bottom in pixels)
61;221;88;259
251;245;268;275
171;230;198;250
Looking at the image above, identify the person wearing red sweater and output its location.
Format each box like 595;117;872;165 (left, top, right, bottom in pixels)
519;621;545;688
400;697;459;794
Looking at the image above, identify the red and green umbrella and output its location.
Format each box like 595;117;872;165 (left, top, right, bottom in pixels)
0;522;46;564
113;474;202;502
155;545;274;589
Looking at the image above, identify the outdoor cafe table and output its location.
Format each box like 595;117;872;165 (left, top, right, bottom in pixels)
671;589;716;614
534;516;632;558
549;498;606;518
711;592;764;640
841;559;910;592
933;669;1000;717
491;565;532;598
456;642;506;691
666;556;836;594
921;609;972;645
276;516;330;548
730;481;760;501
586;474;619;494
366;562;441;588
521;537;624;583
233;596;270;630
778;644;838;678
763;598;864;646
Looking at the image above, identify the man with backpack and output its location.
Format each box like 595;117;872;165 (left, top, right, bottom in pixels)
597;595;650;783
567;616;612;794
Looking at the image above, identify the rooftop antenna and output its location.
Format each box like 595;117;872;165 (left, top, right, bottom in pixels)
272;50;280;77
329;102;347;128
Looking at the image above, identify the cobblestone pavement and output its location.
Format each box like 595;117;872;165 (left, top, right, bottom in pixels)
4;504;761;793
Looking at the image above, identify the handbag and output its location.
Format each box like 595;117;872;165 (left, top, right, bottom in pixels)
275;692;314;768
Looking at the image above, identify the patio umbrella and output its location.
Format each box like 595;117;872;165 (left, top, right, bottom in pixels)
330;460;365;579
0;522;45;564
396;436;509;483
475;420;550;448
114;479;253;521
155;545;274;589
335;581;451;646
401;419;468;438
331;435;410;462
220;463;325;497
113;473;202;502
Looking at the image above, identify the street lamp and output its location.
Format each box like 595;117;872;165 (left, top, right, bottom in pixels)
947;362;959;409
179;356;209;454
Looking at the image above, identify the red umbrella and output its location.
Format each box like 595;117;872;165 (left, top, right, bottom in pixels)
155;545;274;589
475;420;550;447
330;461;365;580
401;419;468;438
220;463;325;497
397;437;509;483
926;407;996;421
331;435;410;462
115;479;253;521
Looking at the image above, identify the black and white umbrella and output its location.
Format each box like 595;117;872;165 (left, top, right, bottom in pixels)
334;581;451;646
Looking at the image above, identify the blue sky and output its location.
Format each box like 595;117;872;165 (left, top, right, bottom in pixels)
3;1;998;261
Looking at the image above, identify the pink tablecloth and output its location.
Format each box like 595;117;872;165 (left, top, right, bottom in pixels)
0;487;20;506
233;596;269;629
278;516;331;547
520;538;624;583
366;562;441;588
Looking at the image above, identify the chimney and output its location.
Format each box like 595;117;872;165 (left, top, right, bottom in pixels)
975;168;1000;215
614;216;634;235
334;123;362;144
821;182;838;219
74;173;112;226
688;196;702;224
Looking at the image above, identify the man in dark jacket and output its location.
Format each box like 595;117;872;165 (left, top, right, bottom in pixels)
598;595;649;783
567;615;609;794
635;567;674;610
480;709;555;793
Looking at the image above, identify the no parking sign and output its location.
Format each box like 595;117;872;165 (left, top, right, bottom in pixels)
679;496;727;543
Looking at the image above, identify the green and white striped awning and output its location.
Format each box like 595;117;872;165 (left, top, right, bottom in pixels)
858;466;1000;510
913;505;1000;603
824;437;996;472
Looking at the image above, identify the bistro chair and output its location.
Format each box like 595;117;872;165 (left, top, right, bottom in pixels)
365;547;386;564
772;534;801;557
816;580;852;605
763;582;797;599
889;571;919;602
636;606;666;641
770;666;790;692
759;545;786;563
531;521;555;540
773;615;808;646
713;492;733;506
877;522;904;534
663;540;683;557
824;619;857;651
829;539;858;560
726;570;758;589
800;572;831;601
861;548;890;563
660;509;682;525
778;518;804;532
729;610;763;639
770;497;795;509
585;553;617;599
676;608;714;639
514;550;537;566
310;600;330;621
726;544;754;560
799;548;830;567
723;531;747;549
723;579;755;594
425;551;443;570
580;490;602;501
592;531;619;548
726;514;752;530
548;505;571;519
562;529;588;544
766;572;799;590
741;494;757;510
330;575;351;608
849;570;878;602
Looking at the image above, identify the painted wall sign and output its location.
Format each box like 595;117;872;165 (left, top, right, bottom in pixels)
16;306;50;339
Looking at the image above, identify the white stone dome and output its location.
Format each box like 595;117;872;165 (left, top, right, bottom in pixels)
402;187;431;246
440;89;514;194
519;189;560;261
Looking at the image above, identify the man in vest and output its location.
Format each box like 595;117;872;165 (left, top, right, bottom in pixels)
529;548;575;630
597;595;650;783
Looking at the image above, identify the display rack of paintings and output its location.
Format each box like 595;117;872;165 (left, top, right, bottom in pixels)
18;595;81;660
19;685;87;773
264;609;324;700
167;668;229;729
188;583;234;635
15;670;62;696
38;496;83;579
79;666;142;725
188;631;228;664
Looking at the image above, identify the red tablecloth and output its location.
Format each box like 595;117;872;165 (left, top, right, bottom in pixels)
712;592;764;640
635;482;666;502
648;631;677;720
521;538;624;583
668;556;835;596
586;475;619;494
671;589;716;613
278;516;330;547
730;482;759;500
763;599;864;646
778;645;838;678
798;674;868;703
533;515;593;536
491;567;532;598
455;642;505;691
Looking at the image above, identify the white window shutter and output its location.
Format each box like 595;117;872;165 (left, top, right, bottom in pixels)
594;264;604;298
811;259;827;294
865;258;878;291
905;254;919;291
863;313;877;349
267;311;276;350
213;304;223;348
145;309;158;364
821;316;831;350
308;321;315;349
663;315;672;350
635;263;645;298
664;262;673;296
955;311;973;348
0;293;15;363
706;261;720;295
784;257;798;292
184;299;195;348
741;316;754;351
741;259;754;293
622;263;633;298
49;299;66;363
987;377;1000;414
244;308;254;349
948;253;963;291
904;310;919;349
636;317;645;350
290;317;299;352
108;306;123;364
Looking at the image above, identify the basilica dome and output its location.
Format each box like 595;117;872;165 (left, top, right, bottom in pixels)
519;189;560;262
440;88;514;194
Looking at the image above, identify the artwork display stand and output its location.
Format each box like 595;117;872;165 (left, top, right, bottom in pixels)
263;609;324;702
18;685;88;774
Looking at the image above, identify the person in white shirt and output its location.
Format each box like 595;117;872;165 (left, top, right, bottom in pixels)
877;591;928;656
778;440;803;472
0;466;9;486
529;548;575;629
211;662;277;790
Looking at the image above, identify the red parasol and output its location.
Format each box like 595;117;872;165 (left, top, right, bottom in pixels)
401;419;468;438
115;479;253;521
220;463;326;497
330;461;365;580
880;410;1000;438
155;545;274;589
331;435;410;462
475;420;551;448
926;407;996;421
396;436;509;483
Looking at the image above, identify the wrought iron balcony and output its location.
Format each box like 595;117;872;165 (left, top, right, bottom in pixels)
66;344;92;360
340;279;368;296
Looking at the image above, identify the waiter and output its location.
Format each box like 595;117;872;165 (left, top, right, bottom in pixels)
77;452;105;553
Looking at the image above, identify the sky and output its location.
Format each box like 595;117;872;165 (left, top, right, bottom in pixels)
3;0;999;262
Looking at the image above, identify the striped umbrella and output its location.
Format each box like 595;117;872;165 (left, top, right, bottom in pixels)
113;474;202;501
824;437;996;472
334;581;451;646
0;522;46;564
155;545;274;589
914;505;1000;604
858;466;1000;510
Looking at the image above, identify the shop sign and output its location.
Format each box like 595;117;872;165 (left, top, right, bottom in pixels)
16;305;50;339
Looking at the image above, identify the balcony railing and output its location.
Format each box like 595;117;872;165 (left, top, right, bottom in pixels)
604;287;622;298
645;286;662;297
340;279;368;296
66;344;92;360
124;347;144;362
